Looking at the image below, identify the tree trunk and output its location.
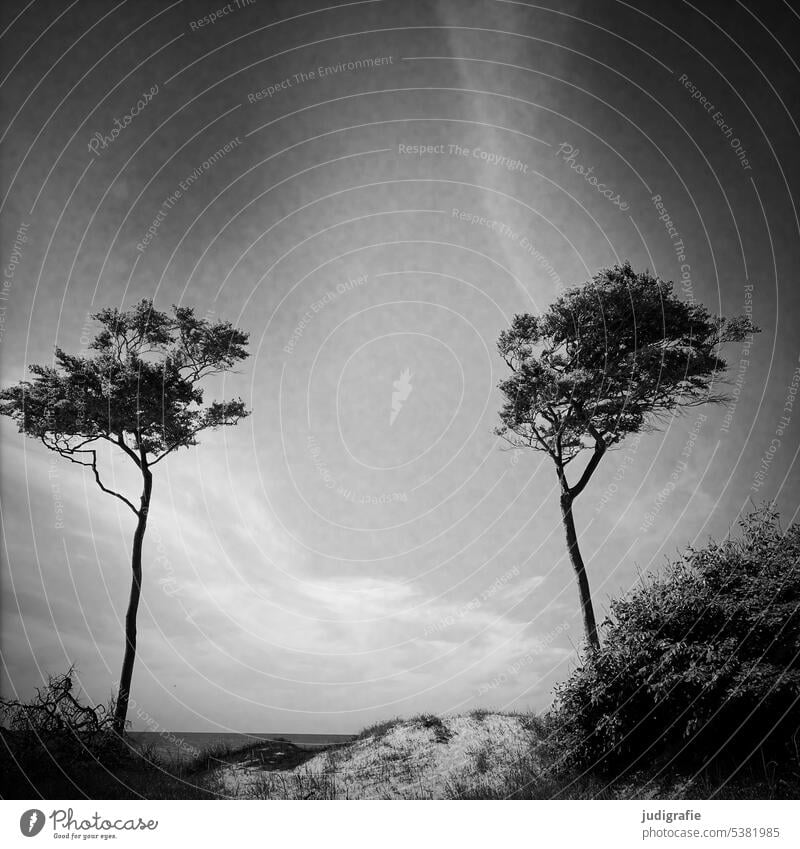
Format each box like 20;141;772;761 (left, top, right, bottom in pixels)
559;490;600;653
113;467;152;735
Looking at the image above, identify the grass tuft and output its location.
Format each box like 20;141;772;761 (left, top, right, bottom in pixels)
356;717;403;741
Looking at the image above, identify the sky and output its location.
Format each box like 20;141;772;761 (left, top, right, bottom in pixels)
1;0;798;734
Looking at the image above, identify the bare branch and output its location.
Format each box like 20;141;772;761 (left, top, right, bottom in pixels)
40;436;139;516
147;441;184;467
86;451;139;516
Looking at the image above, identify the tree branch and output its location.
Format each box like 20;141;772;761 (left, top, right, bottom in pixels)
115;432;142;468
569;436;606;500
528;421;559;461
41;436;140;516
148;408;247;466
147;441;184;467
85;449;140;516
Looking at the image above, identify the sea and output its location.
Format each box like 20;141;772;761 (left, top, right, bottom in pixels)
128;731;354;764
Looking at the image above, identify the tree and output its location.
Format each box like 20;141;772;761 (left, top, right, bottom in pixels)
496;262;757;652
0;300;249;733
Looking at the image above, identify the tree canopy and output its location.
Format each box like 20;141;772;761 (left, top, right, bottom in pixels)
0;299;249;514
496;262;756;493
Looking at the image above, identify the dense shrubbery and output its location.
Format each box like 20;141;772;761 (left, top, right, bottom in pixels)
553;507;800;777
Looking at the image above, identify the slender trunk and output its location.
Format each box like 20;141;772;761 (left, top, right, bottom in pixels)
559;489;600;653
113;467;152;735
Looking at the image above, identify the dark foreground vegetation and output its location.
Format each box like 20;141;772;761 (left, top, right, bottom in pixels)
0;672;318;799
452;507;800;799
3;508;798;800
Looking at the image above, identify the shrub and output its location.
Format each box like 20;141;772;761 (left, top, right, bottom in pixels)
0;668;126;773
553;507;800;776
415;713;453;743
0;668;220;799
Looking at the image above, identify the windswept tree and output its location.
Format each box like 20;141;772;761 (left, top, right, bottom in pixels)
496;262;757;652
0;300;249;733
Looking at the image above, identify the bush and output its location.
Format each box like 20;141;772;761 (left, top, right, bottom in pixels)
0;668;221;799
0;668;126;774
415;713;453;743
553;507;800;776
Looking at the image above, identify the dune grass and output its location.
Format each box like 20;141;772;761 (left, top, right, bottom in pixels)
4;704;797;800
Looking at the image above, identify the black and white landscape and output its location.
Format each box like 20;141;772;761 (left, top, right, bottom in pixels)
0;0;798;802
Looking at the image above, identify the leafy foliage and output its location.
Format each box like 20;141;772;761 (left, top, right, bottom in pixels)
497;262;757;466
0;299;249;514
552;507;800;774
0;299;248;466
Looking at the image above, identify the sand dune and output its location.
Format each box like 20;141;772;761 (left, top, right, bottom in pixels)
211;713;540;800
